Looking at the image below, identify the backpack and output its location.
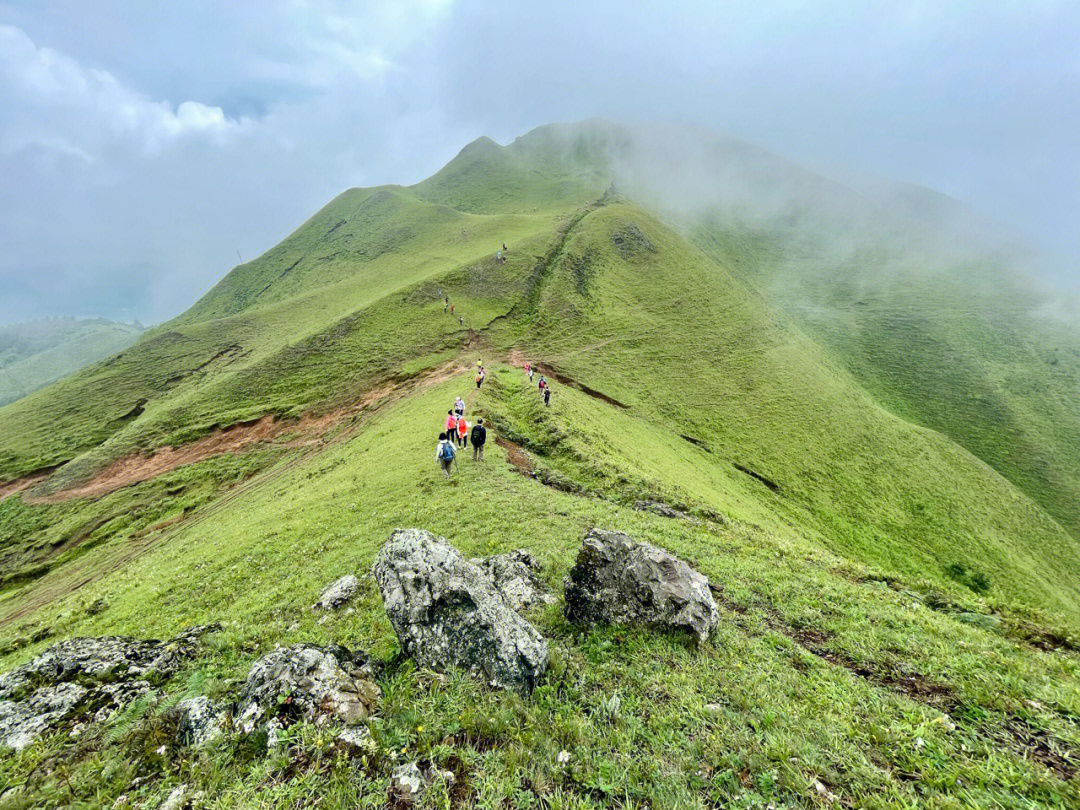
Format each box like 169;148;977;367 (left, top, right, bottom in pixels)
438;441;456;461
471;424;486;445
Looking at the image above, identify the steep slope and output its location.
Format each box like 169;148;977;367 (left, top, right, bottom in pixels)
0;317;143;406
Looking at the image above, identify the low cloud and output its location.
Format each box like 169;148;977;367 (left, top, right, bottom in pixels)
0;24;250;158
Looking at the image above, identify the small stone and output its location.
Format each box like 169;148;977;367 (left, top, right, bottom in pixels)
170;696;226;747
390;762;426;804
159;784;188;810
336;725;375;755
314;575;360;610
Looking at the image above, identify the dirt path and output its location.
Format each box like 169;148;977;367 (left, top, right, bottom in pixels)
1;359;470;628
2;360;469;507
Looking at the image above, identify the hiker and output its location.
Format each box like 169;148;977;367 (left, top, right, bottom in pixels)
454;396;465;418
450;303;455;314
457;415;469;447
443;297;448;312
436;432;456;478
496;249;502;263
477;358;483;371
538;375;547;393
544;386;551;407
471;418;487;461
459;315;464;326
475;369;485;389
524;361;530;376
445;409;458;439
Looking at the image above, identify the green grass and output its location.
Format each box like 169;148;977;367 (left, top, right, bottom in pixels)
2;371;1078;808
2;121;1079;808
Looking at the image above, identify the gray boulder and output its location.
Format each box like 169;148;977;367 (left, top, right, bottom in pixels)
314;575;360;610
564;529;719;643
472;550;554;611
373;529;548;695
237;644;380;734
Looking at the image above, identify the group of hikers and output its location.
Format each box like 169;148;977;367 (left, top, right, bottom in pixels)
524;361;552;407
441;243;509;328
434;362;488;478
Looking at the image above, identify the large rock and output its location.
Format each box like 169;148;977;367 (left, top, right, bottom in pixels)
373;529;548;695
313;575;360;610
471;550;553;612
0;625;217;751
237;644;380;734
564;529;718;643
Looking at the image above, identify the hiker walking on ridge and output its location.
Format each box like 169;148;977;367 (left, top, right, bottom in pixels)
538;375;547;394
445;409;458;439
444;296;449;312
436;432;457;478
475;368;486;389
454;396;465;418
457;415;469;448
459;315;464;326
471;418;487;461
544;386;552;407
450;303;455;315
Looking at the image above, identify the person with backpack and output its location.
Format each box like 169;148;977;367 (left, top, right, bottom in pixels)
475;368;485;389
457;415;469;448
538;375;547;394
470;418;487;461
544;385;552;407
436;432;456;478
528;365;534;383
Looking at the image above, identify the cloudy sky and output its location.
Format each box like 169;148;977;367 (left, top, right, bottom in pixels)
1;1;1077;325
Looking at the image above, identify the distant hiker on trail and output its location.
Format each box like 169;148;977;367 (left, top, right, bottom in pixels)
502;242;507;253
475;368;485;389
457;416;469;448
459;315;464;326
454;396;465;418
450;303;455;314
436;432;456;478
544;386;552;407
444;297;449;312
471;418;487;461
528;364;534;383
445;409;458;438
477;358;483;371
538;375;547;393
496;249;502;263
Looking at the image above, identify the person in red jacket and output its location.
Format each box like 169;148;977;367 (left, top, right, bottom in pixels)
457;415;469;448
445;410;458;438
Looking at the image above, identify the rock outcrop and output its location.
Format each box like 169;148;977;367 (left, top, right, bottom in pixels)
373;529;548;695
313;575;360;610
237;644;379;734
472;549;553;611
633;500;701;524
169;696;226;747
564;529;718;643
0;625;217;751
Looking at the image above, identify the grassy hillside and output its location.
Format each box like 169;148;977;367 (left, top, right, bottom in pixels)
2;122;1079;807
0;317;143;406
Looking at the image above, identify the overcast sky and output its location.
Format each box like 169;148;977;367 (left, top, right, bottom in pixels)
1;1;1077;325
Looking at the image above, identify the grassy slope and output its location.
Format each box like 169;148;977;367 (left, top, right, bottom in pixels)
690;207;1080;547
2;371;1078;808
0;318;143;406
2;124;1080;807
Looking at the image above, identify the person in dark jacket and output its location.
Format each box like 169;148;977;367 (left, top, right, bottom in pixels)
470;418;487;461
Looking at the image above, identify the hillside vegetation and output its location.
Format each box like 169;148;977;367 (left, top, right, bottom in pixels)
1;122;1078;808
0;318;143;406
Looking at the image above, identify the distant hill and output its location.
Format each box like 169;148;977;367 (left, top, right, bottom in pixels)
0;317;144;406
